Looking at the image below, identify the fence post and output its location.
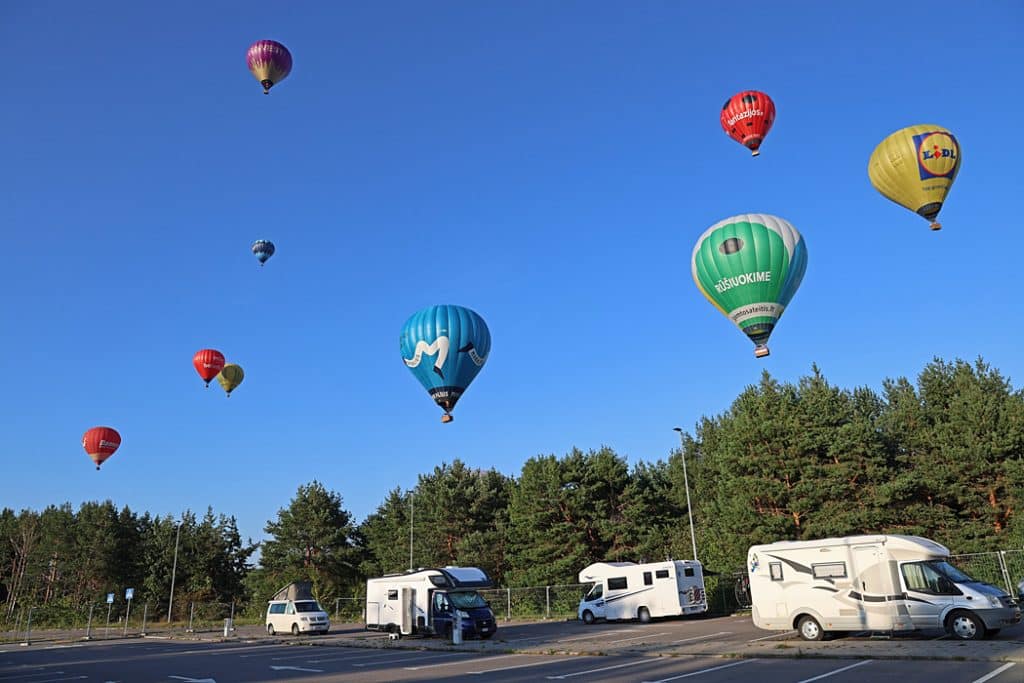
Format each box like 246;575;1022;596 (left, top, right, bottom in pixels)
85;604;95;640
140;603;148;636
335;597;340;619
22;607;34;646
506;588;511;622
545;586;551;620
186;602;195;633
997;551;1013;597
229;602;235;632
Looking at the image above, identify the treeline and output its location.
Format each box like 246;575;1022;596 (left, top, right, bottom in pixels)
4;357;1023;617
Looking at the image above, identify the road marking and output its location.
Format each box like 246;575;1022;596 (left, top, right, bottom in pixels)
669;631;732;644
269;665;323;672
467;658;576;674
546;657;656;679
747;630;795;642
503;628;637;643
795;660;872;682
309;651;403;663
35;678;87;683
972;662;1017;683
605;631;670;643
0;673;64;681
405;655;518;670
642;658;758;682
168;677;217;683
353;652;471;667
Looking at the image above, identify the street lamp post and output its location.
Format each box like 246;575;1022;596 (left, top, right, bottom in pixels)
167;521;181;623
673;427;699;562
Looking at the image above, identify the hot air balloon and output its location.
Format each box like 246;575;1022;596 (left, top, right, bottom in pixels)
246;40;292;95
216;364;244;397
252;239;275;266
692;213;808;358
82;426;121;471
868;124;960;231
193;349;226;387
720;91;776;157
400;305;491;423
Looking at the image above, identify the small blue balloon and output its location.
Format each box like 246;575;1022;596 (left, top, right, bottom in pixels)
251;239;275;266
400;305;491;422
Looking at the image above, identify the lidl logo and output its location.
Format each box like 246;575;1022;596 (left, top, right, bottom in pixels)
914;131;959;180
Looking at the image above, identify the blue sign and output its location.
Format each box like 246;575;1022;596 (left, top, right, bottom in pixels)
125;588;134;601
106;593;114;604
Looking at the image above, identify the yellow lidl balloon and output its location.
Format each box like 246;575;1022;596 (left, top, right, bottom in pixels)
868;124;960;231
216;364;244;397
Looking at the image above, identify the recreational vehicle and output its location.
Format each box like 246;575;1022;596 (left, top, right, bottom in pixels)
265;581;330;635
577;560;708;624
365;566;497;640
748;535;1021;641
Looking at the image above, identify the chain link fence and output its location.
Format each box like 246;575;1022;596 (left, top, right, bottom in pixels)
950;549;1024;600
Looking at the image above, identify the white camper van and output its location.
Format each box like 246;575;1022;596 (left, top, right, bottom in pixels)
748;535;1021;641
265;581;330;635
365;566;497;640
577;560;707;624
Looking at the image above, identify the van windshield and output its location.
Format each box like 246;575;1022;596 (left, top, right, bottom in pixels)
294;600;323;613
449;591;488;609
931;561;975;583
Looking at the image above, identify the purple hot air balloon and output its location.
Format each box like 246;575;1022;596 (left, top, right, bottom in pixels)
246;40;292;95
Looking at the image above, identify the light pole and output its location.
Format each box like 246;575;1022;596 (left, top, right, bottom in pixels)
673;427;699;562
167;520;181;622
408;491;414;572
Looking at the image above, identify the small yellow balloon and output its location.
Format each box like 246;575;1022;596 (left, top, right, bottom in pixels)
868;124;960;231
216;364;244;397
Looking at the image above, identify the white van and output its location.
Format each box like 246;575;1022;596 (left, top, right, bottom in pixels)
748;535;1021;641
266;581;330;636
577;560;707;624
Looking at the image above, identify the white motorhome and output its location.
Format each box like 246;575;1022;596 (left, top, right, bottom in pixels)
577;560;707;624
365;566;497;640
748;535;1021;641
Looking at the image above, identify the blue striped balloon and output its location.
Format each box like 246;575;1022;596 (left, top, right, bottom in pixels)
251;239;275;266
400;305;491;423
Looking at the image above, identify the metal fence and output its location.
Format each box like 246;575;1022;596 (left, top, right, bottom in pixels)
950;549;1024;600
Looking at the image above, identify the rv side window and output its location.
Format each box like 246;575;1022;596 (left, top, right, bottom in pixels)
608;577;628;590
269;603;286;614
684;567;695;577
387;590;398;600
901;561;962;595
643;572;653;586
770;562;783;581
812;562;847;579
655;569;670;579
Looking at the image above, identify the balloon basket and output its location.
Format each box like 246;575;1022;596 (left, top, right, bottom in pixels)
754;345;770;359
441;414;453;424
929;222;942;231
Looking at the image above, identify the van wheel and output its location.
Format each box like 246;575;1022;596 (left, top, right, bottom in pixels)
947;610;985;640
266;624;275;636
581;610;595;625
638;607;651;624
797;615;824;641
291;623;300;636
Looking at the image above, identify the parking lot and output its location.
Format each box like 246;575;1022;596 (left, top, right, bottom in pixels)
2;614;1022;682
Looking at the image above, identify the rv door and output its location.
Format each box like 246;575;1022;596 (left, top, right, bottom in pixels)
851;544;895;631
400;587;415;635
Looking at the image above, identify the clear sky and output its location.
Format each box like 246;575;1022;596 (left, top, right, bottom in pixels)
2;1;1022;548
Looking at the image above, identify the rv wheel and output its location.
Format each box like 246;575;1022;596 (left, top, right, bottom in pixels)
638;607;651;624
947;610;985;640
797;615;824;641
581;610;595;625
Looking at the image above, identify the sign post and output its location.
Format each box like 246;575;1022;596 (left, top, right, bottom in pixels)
123;588;134;637
104;592;114;640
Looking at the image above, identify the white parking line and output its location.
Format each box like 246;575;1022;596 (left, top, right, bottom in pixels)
353;652;471;667
0;672;65;681
310;650;406;663
503;628;637;644
546;657;658;679
643;658;758;682
608;632;670;644
795;660;871;682
669;631;732;644
405;654;520;670
972;662;1017;683
748;630;795;642
468;657;577;674
35;678;87;683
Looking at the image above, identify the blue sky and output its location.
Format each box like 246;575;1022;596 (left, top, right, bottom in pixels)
2;1;1022;548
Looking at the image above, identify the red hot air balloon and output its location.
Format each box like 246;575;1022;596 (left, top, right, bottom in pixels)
193;349;226;387
82;427;121;471
720;90;776;156
246;40;293;94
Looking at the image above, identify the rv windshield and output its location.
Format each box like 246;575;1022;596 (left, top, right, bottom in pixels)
294;601;323;613
930;561;975;584
449;591;488;609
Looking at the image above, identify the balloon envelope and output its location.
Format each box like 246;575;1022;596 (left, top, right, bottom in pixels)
868;124;960;230
193;349;226;386
720;91;776;156
82;426;121;470
400;305;491;422
246;40;292;94
691;213;807;358
216;364;244;396
252;240;275;265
